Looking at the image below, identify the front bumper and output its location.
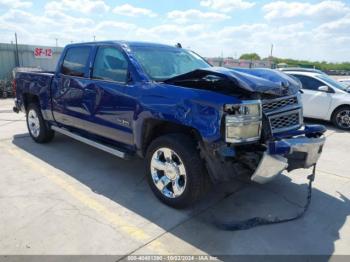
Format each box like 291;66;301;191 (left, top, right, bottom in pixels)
251;127;326;184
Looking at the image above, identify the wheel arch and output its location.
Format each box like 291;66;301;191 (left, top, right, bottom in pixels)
138;119;202;158
331;104;350;121
22;93;40;111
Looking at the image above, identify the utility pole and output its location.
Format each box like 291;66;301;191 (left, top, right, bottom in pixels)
270;44;274;69
14;32;20;67
270;44;273;57
220;50;224;66
55;38;58;47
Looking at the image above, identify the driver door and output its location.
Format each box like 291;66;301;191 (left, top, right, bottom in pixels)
291;74;332;119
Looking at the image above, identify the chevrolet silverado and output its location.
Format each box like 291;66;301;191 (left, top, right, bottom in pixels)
13;41;326;208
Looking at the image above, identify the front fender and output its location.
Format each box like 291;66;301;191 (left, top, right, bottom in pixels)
132;83;239;151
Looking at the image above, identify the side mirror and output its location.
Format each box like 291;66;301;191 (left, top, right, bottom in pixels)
318;85;331;92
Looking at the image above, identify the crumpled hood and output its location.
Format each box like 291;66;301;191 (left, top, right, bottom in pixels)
164;67;301;97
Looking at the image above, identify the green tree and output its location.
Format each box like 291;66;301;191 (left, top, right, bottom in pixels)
268;57;350;71
239;53;261;60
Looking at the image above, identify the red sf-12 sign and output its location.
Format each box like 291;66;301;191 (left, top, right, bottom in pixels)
34;48;53;58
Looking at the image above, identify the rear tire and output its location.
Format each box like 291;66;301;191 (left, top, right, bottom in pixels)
146;133;209;208
26;103;55;143
331;106;350;130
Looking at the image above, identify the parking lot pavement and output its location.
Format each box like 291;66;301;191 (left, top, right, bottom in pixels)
0;98;349;257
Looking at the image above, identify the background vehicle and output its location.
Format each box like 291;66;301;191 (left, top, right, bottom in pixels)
339;78;350;88
278;67;326;75
285;71;350;130
0;80;13;98
13;41;325;208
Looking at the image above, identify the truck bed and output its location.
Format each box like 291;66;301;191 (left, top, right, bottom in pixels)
17;71;55;77
15;71;55;114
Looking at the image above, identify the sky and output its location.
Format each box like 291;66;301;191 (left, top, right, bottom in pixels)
0;0;350;62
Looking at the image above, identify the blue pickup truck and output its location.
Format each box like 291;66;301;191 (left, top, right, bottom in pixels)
13;41;326;208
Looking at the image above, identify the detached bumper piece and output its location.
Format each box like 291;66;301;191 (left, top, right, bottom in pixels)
251;125;326;184
251;153;288;184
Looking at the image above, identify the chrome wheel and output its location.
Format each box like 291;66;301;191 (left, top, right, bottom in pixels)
150;147;187;198
336;110;350;129
28;109;40;137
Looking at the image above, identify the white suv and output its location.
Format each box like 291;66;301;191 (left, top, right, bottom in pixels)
285;71;350;130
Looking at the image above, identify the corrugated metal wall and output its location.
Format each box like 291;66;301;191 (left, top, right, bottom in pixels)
0;43;63;80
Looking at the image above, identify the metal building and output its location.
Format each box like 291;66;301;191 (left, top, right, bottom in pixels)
0;43;63;80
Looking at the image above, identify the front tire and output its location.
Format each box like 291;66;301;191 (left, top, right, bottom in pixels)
146;134;208;208
332;106;350;130
26;103;55;143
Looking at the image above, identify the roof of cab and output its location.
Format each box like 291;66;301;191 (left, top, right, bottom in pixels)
65;40;177;49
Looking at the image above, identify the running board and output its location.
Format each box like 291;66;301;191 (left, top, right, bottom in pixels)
51;126;128;159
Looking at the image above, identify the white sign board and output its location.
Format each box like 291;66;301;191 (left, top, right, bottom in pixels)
34;48;53;59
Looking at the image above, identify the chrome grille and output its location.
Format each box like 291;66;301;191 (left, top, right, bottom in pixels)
269;110;301;133
262;96;298;113
262;95;302;134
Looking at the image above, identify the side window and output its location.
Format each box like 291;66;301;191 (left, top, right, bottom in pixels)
92;47;128;83
293;75;324;91
61;47;91;77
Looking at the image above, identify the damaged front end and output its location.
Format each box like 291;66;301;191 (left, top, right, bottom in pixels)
200;124;326;184
166;66;326;183
251;128;326;183
164;67;301;99
194;73;325;183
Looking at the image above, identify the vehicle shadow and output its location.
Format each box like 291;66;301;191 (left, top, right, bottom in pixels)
11;133;350;256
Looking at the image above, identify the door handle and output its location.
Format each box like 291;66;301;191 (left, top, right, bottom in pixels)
63;79;70;88
84;88;95;94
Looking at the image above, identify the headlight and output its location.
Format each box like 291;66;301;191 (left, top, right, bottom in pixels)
224;101;262;144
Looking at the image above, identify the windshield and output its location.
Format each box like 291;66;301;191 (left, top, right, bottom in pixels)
340;80;350;87
317;74;349;91
130;46;211;81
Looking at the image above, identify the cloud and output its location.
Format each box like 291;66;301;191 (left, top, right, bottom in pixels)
202;22;350;62
0;7;96;44
167;9;230;24
45;9;94;27
0;1;350;62
44;0;109;14
0;0;32;8
112;4;157;17
0;9;55;26
94;21;136;31
263;1;350;22
199;0;255;12
135;24;206;41
315;14;350;37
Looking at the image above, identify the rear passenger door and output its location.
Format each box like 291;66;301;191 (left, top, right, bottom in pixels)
51;46;93;130
83;46;135;146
